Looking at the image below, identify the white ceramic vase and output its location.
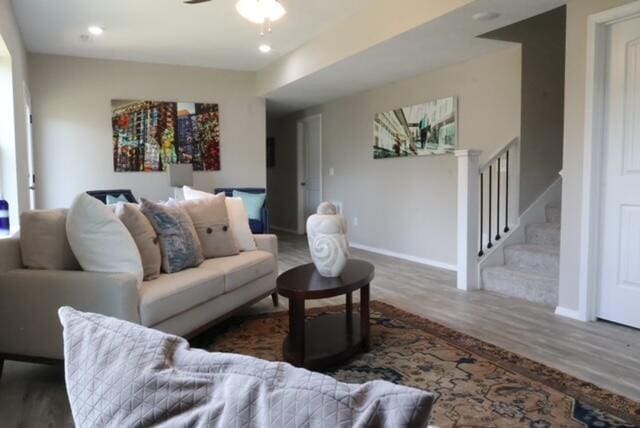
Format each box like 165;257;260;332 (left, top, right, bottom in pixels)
306;202;350;277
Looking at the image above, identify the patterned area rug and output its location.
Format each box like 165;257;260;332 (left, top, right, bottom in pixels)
192;302;640;427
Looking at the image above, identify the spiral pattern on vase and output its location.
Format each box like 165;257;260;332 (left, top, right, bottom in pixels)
310;234;349;277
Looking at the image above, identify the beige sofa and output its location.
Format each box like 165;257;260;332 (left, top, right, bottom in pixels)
0;233;278;364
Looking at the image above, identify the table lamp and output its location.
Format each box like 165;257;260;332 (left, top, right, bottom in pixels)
167;164;194;200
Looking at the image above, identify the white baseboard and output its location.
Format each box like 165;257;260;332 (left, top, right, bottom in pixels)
270;225;302;235
554;305;588;321
350;242;457;272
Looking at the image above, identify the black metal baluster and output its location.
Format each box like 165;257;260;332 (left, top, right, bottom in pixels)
479;173;484;257
495;157;501;241
504;150;510;233
487;165;493;249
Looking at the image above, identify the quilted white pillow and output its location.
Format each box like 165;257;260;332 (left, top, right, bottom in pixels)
183;186;256;251
66;193;143;284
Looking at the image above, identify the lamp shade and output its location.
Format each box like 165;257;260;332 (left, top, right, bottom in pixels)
167;164;194;187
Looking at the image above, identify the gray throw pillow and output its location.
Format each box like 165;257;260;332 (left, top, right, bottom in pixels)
140;198;203;273
178;194;239;258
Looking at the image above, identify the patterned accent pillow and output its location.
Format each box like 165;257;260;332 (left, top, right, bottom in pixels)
140;198;203;273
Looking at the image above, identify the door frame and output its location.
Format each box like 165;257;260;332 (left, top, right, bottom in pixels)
577;1;640;322
296;113;323;234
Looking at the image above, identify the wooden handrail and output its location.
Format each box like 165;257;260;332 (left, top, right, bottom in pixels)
480;137;519;173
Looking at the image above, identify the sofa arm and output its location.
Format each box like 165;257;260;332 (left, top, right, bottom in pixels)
253;234;278;259
0;269;140;360
0;235;23;273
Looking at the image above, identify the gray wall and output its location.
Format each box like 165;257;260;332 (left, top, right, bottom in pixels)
268;46;522;267
482;7;566;213
29;54;266;209
558;0;636;312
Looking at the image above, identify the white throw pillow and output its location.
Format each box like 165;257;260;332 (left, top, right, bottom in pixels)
182;186;212;200
224;197;257;251
182;186;256;251
66;193;144;284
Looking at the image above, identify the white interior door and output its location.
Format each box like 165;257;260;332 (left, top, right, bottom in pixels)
299;115;322;224
597;15;640;328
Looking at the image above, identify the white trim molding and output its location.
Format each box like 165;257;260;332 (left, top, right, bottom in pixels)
576;1;640;322
554;306;588;322
349;242;457;272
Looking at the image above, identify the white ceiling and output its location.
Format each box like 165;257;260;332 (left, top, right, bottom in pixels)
266;0;566;116
12;0;369;71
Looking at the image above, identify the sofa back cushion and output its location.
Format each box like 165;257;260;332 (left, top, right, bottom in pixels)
115;203;162;281
140;198;203;273
20;208;80;270
66;193;143;284
177;194;239;258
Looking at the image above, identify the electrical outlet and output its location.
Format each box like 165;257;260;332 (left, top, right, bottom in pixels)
353;217;359;227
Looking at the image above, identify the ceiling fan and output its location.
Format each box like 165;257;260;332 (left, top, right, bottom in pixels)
183;0;286;25
183;0;286;50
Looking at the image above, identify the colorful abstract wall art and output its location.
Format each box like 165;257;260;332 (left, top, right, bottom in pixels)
112;100;220;172
373;96;457;159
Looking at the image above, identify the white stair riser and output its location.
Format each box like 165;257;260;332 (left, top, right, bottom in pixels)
482;267;558;307
526;223;561;246
545;205;561;224
504;246;559;277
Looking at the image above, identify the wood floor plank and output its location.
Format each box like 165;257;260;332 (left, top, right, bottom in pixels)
1;231;638;427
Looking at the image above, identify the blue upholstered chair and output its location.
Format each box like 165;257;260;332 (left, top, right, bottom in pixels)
215;188;269;234
87;189;137;204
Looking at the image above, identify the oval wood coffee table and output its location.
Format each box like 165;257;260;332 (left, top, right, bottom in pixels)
277;259;375;370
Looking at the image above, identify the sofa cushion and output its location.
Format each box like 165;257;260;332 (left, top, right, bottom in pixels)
140;198;204;274
139;266;225;326
66;193;143;284
200;250;274;293
20;208;80;270
177;195;239;259
115;203;162;281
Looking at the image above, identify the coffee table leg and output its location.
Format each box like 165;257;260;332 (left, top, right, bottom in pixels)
289;298;305;365
346;291;353;339
360;284;370;351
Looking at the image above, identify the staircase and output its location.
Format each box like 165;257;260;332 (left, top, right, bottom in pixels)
481;203;560;306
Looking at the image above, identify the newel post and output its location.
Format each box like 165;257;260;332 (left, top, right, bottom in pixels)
455;149;482;291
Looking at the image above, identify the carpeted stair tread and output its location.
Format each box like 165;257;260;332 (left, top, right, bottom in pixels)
526;223;560;246
504;243;560;277
482;265;558;307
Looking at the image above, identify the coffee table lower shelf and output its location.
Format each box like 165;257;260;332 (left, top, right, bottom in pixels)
282;312;368;371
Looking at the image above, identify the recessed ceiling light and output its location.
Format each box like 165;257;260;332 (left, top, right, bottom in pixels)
88;26;104;36
259;44;272;53
472;12;500;21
